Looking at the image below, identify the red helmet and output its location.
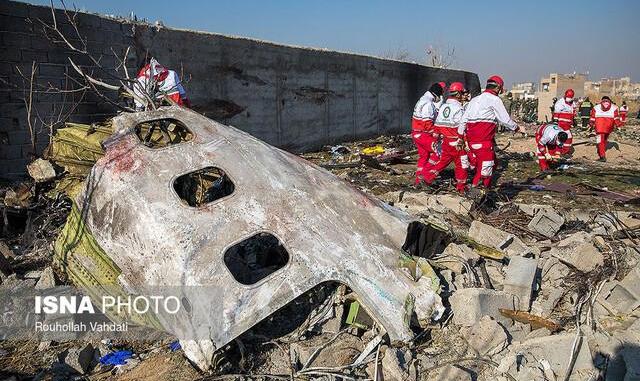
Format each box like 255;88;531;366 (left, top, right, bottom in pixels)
438;81;447;91
487;75;504;88
449;82;466;94
565;89;575;98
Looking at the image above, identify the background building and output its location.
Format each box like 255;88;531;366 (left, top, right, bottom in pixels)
536;73;587;121
510;82;537;100
585;76;640;101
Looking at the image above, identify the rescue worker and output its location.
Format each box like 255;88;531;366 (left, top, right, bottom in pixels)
579;97;593;129
552;89;576;154
589;96;622;162
620;101;629;124
535;123;569;172
411;83;444;185
459;75;525;188
134;57;190;110
421;82;470;193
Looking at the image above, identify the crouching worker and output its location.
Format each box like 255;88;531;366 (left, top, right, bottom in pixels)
422;82;470;193
411;83;444;185
535;123;568;172
589;96;622;162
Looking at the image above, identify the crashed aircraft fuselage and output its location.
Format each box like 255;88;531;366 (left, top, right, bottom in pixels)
60;106;443;369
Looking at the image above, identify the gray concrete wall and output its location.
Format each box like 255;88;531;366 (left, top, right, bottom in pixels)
0;0;480;179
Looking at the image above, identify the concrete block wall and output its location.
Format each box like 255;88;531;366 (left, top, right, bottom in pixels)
0;0;480;179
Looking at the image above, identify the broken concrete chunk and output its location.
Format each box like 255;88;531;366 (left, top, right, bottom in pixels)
460;316;508;356
540;257;570;286
391;192;471;216
62;344;95;375
27;158;56;183
436;243;480;274
527;209;564;238
35;267;56;290
468;220;535;257
503;321;531;343
600;283;640;315
503;256;538;311
548;231;603;272
485;263;505;290
449;288;516;326
597;268;640;315
499;333;597;381
530;288;564;318
381;347;413;381
619;267;640;298
516;203;557;217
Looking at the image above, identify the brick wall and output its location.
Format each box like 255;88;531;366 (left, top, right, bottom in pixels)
0;0;480;179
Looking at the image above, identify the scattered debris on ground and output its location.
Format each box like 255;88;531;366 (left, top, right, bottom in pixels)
1;111;640;380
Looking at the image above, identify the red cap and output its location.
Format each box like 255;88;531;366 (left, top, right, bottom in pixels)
565;89;575;98
448;82;466;94
438;82;447;91
487;75;504;88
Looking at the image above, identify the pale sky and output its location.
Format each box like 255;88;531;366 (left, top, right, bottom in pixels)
24;0;640;87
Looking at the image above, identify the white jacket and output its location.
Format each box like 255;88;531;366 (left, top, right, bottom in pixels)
459;91;517;142
537;124;563;147
553;98;575;126
412;91;438;122
134;69;187;109
434;98;465;141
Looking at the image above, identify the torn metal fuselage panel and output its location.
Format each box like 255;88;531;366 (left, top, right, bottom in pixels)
66;106;444;369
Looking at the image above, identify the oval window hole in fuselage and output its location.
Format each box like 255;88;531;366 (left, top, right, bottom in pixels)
136;118;193;148
224;233;289;285
173;166;234;207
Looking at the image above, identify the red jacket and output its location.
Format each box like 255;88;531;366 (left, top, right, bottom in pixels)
552;98;575;130
590;103;621;134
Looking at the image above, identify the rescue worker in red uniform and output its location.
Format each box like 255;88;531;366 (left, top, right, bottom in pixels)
535;123;569;172
459;75;525;188
134;58;191;110
620;101;629;124
411;83;444;185
422;82;470;192
589;96;622;162
552;89;576;155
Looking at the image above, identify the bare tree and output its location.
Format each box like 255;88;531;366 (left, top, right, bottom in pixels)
380;46;412;62
425;44;456;69
7;0;193;156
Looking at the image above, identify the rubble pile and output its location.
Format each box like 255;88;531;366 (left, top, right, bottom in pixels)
1;115;640;381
